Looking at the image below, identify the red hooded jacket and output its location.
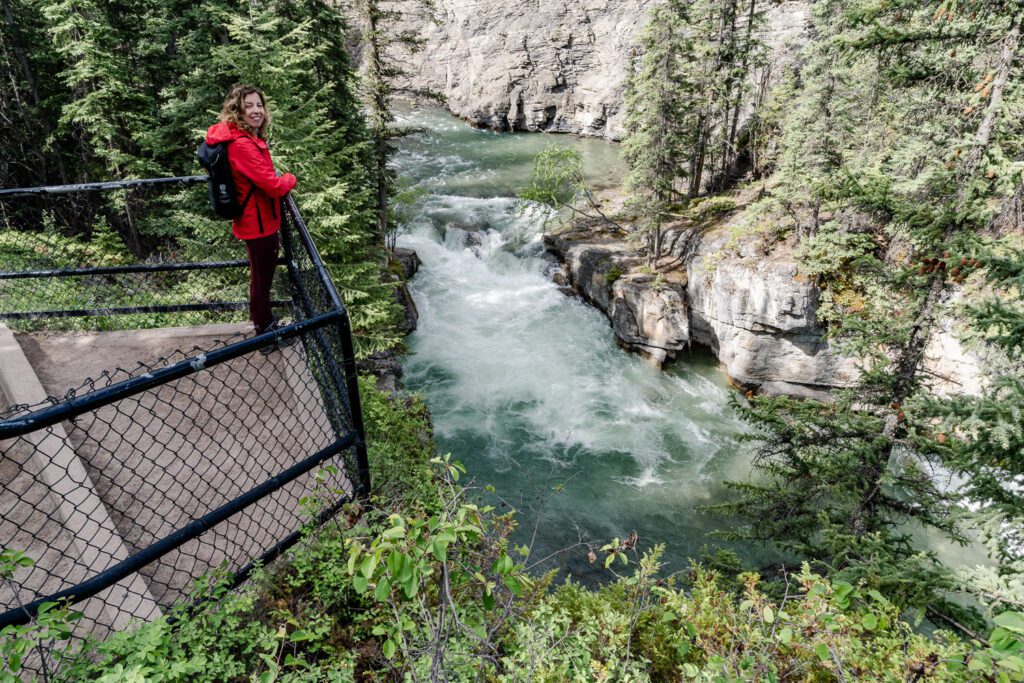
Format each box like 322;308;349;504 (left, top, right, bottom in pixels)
205;121;297;240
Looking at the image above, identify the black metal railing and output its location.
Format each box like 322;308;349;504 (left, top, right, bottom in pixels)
0;175;293;327
0;177;369;667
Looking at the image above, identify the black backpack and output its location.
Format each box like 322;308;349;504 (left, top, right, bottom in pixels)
197;140;254;219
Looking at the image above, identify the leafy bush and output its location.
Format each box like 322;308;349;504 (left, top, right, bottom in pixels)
6;381;1024;682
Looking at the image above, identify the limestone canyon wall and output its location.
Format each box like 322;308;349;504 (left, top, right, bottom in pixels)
400;0;811;140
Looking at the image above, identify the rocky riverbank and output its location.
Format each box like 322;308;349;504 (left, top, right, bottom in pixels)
543;227;853;399
542;204;982;399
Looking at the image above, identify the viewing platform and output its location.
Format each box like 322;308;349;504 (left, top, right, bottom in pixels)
0;177;368;673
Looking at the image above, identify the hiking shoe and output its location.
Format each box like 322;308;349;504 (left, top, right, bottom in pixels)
258;319;298;355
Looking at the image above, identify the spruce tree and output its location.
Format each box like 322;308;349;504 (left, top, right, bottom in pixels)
619;0;767;264
620;0;693;265
349;0;435;255
719;0;1024;631
682;0;766;197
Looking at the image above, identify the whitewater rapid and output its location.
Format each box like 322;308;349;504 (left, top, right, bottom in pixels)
395;107;763;578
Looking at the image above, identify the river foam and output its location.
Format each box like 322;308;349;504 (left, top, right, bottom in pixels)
396;106;765;578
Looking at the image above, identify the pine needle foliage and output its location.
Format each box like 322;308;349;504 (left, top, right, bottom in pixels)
718;0;1024;633
621;0;693;264
1;0;402;355
921;245;1024;612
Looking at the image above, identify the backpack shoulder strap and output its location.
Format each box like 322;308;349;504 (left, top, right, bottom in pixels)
239;185;256;211
224;137;262;210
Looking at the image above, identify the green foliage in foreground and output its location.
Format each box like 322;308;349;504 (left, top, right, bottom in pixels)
2;379;1023;682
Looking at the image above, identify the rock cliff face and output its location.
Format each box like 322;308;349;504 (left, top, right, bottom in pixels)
544;226;856;397
683;230;858;398
544;224;983;398
400;0;811;139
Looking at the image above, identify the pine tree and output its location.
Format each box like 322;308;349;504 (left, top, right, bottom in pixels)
719;0;1024;631
349;0;435;255
619;0;767;264
620;0;693;265
41;0;176;251
924;249;1024;613
683;0;766;197
44;0;165;181
771;0;861;243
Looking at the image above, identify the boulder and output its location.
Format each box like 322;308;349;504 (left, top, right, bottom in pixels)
358;350;405;394
393;283;420;334
392;247;421;280
609;276;690;365
444;222;484;255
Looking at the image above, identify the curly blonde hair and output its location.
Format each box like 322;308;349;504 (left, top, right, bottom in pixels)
219;84;271;139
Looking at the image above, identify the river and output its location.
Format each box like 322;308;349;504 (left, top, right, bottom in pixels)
395;107;783;581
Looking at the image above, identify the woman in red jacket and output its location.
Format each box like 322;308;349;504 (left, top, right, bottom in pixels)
206;84;297;338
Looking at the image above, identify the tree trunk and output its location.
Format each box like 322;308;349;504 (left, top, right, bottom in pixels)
364;0;390;250
690;113;709;198
851;18;1022;537
716;0;740;189
724;0;757;184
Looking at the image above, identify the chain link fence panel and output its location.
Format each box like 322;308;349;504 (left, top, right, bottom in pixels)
0;178;369;677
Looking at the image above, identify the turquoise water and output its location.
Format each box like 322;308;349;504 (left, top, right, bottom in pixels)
396;107;781;581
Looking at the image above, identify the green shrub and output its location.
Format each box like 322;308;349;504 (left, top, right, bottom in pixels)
605;265;624;285
687;197;738;224
360;376;439;511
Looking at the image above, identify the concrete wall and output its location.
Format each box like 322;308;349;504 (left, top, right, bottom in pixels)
0;324;161;641
1;322;345;647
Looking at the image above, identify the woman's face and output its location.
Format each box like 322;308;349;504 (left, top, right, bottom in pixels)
242;92;265;131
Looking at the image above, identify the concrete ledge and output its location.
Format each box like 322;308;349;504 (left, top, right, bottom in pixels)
0;324;162;630
1;319;348;643
15;322;252;400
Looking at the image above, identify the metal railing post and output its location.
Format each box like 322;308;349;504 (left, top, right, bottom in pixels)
337;313;371;498
282;194;372;499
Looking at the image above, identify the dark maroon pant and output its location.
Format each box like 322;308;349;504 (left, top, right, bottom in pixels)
245;232;279;334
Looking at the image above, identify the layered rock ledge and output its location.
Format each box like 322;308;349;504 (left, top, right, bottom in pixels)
544;220;983;399
544;224;857;398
